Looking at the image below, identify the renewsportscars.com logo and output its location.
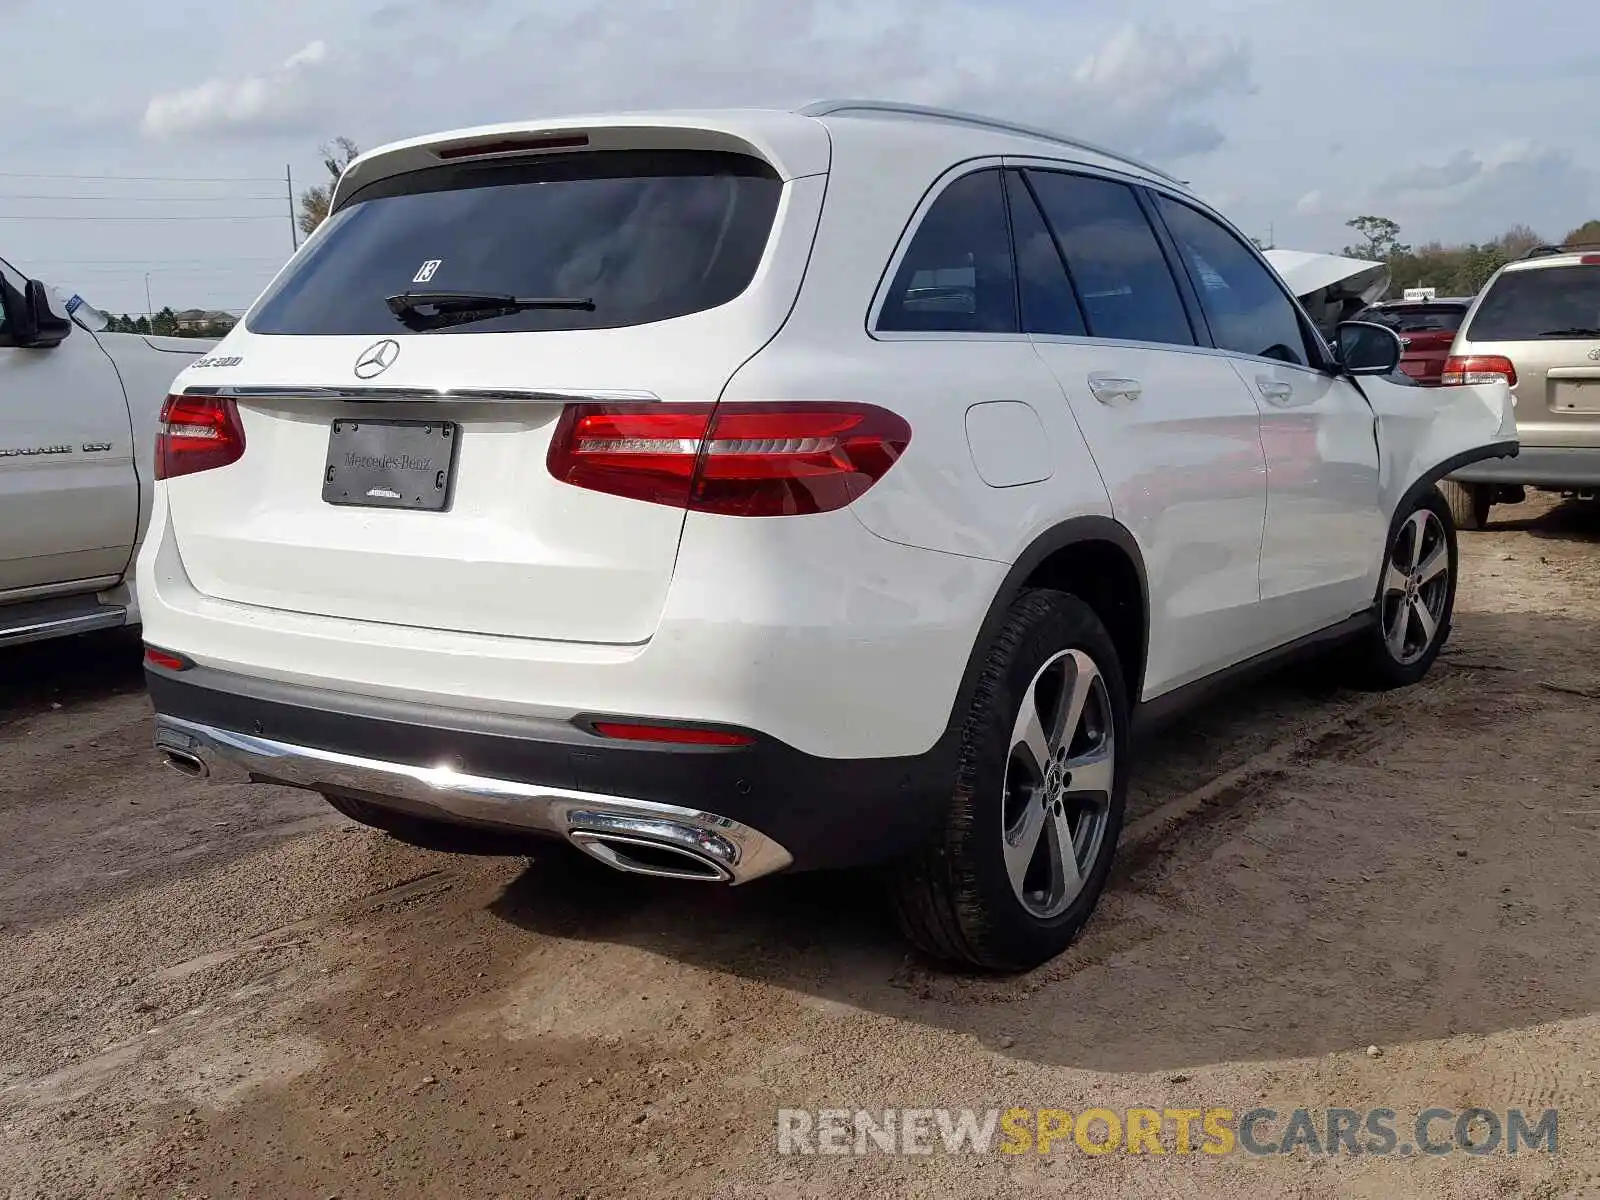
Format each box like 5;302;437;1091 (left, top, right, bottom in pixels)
776;1107;1559;1158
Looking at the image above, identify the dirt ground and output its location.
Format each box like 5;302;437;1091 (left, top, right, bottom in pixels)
3;493;1599;1200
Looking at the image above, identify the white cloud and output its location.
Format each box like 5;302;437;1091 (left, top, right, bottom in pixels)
1061;24;1251;158
1380;150;1482;195
10;0;1595;317
140;40;331;140
283;40;328;71
133;5;1253;165
1296;190;1324;215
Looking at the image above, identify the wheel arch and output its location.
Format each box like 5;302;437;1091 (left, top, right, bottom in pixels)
1377;442;1509;597
945;518;1150;736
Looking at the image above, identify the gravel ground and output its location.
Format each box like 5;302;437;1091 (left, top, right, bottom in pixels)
3;494;1599;1199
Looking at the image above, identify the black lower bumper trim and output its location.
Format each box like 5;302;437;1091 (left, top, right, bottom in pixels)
144;665;954;871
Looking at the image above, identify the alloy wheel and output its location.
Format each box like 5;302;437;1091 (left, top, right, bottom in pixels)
1000;649;1115;920
1381;507;1451;666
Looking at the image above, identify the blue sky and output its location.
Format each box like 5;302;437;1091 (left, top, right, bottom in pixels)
4;0;1596;317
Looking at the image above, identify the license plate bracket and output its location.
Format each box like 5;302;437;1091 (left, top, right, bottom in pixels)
1553;381;1600;414
322;418;458;511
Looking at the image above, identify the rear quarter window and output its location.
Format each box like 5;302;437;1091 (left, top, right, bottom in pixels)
247;149;782;336
1466;266;1600;341
877;169;1019;334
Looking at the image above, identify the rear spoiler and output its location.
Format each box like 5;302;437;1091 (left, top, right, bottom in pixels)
330;113;831;216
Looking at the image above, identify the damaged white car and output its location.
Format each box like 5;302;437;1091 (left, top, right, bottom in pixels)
140;101;1518;970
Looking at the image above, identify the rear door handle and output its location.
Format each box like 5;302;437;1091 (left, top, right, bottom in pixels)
1087;374;1142;406
1256;378;1294;405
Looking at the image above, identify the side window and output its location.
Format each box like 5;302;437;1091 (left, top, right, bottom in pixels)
1003;170;1085;337
1026;170;1194;347
878;170;1018;334
1155;195;1313;367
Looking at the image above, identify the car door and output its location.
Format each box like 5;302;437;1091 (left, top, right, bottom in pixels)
1014;166;1269;699
0;256;139;596
1149;194;1384;643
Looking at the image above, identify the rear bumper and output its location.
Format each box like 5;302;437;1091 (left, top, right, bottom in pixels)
135;490;1001;763
1449;445;1600;487
146;664;954;874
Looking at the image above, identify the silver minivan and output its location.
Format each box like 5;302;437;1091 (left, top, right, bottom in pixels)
1441;244;1600;527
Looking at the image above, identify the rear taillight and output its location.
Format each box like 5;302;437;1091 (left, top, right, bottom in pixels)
547;402;911;517
1441;355;1518;387
155;394;246;480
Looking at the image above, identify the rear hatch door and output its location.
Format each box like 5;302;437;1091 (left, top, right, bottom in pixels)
162;139;826;644
1460;262;1600;444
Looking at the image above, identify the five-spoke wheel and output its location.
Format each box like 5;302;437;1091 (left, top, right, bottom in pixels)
1001;649;1115;920
1359;488;1459;687
892;590;1129;972
1380;506;1451;666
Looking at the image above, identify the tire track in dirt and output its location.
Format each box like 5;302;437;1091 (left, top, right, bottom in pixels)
4;495;1599;1200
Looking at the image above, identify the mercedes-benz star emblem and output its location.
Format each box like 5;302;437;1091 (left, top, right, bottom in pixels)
353;339;401;379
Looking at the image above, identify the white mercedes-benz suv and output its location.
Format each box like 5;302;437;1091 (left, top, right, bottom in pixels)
140;101;1516;970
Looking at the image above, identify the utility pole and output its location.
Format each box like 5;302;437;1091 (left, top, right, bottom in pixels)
144;272;153;319
286;165;299;252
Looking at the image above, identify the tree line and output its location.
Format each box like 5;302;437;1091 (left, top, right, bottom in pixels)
1341;215;1600;299
102;308;238;338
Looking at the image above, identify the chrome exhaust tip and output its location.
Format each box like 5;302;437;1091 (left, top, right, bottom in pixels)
569;832;733;882
158;746;208;779
566;811;739;882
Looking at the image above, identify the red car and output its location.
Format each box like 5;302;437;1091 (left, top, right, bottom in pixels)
1352;298;1474;386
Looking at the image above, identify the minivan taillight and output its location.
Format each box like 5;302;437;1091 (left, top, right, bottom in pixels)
1441;355;1518;387
547;402;911;516
155;394;245;480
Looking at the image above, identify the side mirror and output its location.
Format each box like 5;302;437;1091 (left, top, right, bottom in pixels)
0;275;73;348
1335;320;1402;376
24;279;72;347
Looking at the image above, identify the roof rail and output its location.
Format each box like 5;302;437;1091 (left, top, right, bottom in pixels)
795;98;1184;185
1521;241;1600;260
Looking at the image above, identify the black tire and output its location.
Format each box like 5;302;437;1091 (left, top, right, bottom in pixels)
1356;488;1458;689
321;792;541;856
1437;479;1490;531
890;590;1130;972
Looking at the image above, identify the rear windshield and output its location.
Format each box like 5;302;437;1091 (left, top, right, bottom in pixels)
1466;265;1600;342
1357;303;1468;333
247;149;782;336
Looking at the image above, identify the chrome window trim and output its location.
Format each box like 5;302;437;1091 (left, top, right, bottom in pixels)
870;331;1034;344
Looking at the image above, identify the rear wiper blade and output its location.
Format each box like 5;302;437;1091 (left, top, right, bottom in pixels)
384;290;595;331
1534;327;1600;338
